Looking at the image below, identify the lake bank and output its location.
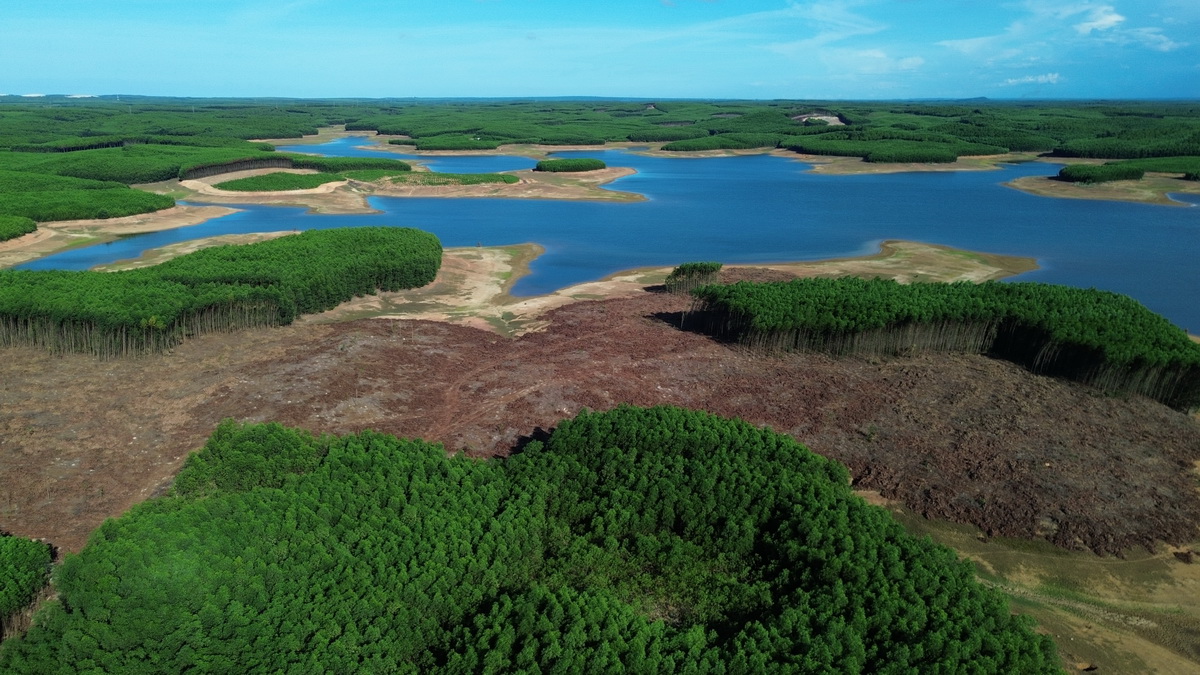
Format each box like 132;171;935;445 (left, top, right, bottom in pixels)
263;127;1200;207
301;240;1038;337
78;235;1036;337
0;204;238;268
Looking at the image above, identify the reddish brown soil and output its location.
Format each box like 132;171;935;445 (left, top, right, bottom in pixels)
2;270;1198;556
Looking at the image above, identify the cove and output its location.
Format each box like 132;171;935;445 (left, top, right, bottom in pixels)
18;141;1200;333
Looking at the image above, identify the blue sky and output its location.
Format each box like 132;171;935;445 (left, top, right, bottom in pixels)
1;0;1196;99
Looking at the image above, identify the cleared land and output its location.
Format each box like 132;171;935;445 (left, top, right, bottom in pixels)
3;243;1199;671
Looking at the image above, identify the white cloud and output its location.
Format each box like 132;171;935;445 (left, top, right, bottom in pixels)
1126;27;1184;51
1074;5;1125;34
764;1;887;56
1002;73;1062;86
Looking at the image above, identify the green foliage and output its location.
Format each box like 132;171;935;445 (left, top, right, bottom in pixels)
285;155;410;173
534;158;607;172
691;278;1200;410
0;534;52;621
399;135;504;151
0;169;174;222
338;168;415;181
661;133;785;151
0;144;281;184
0;216;36;242
665;261;723;294
384;172;519;186
2;98;1197;172
0;227;442;356
1057;164;1145;184
212;172;345;191
11;135;272;153
0;407;1060;673
1104;156;1200;176
626;126;710;142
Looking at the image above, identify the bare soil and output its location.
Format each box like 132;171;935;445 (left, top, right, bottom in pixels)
2;263;1197;557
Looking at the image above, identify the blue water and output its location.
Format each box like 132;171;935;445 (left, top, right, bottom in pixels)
277;136;538;173
18;141;1200;332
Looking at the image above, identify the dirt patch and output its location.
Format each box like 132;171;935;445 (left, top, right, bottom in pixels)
175;169;373;214
2;234;1196;559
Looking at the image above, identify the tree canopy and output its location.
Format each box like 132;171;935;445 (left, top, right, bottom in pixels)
1;406;1059;672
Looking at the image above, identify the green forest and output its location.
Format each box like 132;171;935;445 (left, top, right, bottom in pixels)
0;406;1059;673
1;97;1198;240
0;534;52;642
690;277;1200;410
0;227;441;357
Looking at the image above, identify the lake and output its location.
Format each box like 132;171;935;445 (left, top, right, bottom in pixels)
19;137;1200;332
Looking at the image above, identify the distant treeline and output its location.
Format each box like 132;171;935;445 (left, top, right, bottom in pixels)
0;406;1058;672
690;277;1200;410
0;227;441;357
0;99;1197;232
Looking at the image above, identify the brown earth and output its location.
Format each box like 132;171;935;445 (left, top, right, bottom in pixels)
2;263;1197;557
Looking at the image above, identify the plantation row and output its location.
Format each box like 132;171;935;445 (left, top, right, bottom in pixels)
533;158;606;172
0;142;412;187
0;227;441;357
10;135;273;153
0;534;51;642
690;277;1200;410
1057;164;1145;184
665;261;723;294
212;169;519;191
0;406;1059;672
0;169;176;227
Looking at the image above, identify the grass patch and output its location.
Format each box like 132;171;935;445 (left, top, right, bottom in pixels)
212;172;345;191
388;172;519;186
341;169;420;182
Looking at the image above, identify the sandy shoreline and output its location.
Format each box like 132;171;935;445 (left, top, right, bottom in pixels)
300;240;1039;337
83;234;1035;338
0;204;240;268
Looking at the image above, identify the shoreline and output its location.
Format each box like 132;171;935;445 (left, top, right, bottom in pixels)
257;126;1200;206
301;239;1040;337
82;234;1038;338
